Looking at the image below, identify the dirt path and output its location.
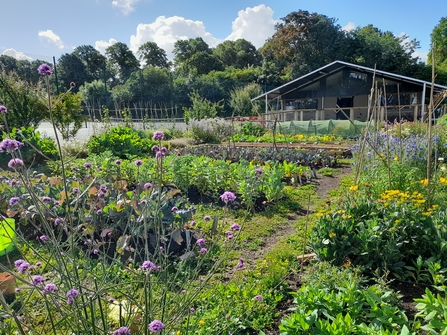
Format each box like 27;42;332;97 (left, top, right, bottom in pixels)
236;164;352;267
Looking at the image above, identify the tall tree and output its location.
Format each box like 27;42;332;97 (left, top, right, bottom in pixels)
429;17;447;71
73;45;107;80
214;39;261;69
173;37;221;75
57;53;91;91
348;25;420;75
262;10;348;78
137;42;170;68
105;42;140;84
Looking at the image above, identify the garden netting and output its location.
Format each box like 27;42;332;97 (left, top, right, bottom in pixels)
277;119;373;137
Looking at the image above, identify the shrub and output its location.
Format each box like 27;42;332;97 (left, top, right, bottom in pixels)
188;118;234;144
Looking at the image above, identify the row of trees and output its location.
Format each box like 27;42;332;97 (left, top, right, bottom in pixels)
1;10;446;129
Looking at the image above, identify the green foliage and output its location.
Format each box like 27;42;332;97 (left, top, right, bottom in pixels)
188;117;234;144
51;91;85;140
0;126;58;168
279;264;409;334
87;125;156;158
414;288;447;334
183;90;224;124
229;83;264;117
0;70;47;129
238;121;266;137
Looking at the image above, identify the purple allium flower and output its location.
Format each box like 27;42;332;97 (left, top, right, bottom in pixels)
190;220;196;226
108;298;115;303
200;248;207;254
44;283;58;294
148;319;165;333
93;249;99;255
171;206;178;212
38;64;53;76
15;287;22;293
42;196;52;202
230;223;241;231
31;275;45;285
39;235;48;242
113;326;131;335
54;218;63;226
135;159;143;166
115;159;121;166
155;151;163;159
190;307;195;313
204;215;211;221
152;131;164;141
66;288;79;305
139;199;147;205
54;201;60;206
8;158;24;169
196;238;206;247
237;258;245;268
255;168;263;175
144;182;153;189
0;139;24;152
220;191;236;203
141;260;157;271
9;196;20;207
151;145;160;152
83;162;92;168
227;234;234;240
96;209;103;215
72;187;79;194
254;294;263;301
0;105;7;114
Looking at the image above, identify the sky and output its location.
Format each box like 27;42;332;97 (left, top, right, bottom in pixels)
0;0;445;65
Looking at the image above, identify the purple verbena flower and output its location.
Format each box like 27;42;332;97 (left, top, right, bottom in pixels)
93;249;99;255
99;185;107;192
37;64;53;76
72;187;79;194
155;151;163;159
96;209;103;215
190;220;196;226
151;145;160;152
0;139;24;152
148;319;165;333
204;215;211;221
171;206;178;212
31;275;45;285
15;260;31;274
200;248;208;254
9;196;20;207
152;131;164;141
8;158;24;169
220;191;236;203
115;159;121;166
0;105;7;114
39;235;48;242
255;168;263;175
9;179;17;187
144;182;153;189
66;288;79;305
254;294;263;301
44;283;58;294
190;307;195;313
237;258;245;268
141;260;157;271
42;196;52;202
230;223;241;231
135;159;143;166
113;326;131;335
84;162;92;168
54;218;63;226
196;238;206;247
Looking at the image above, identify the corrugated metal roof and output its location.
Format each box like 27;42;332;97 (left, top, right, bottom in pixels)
252;60;447;101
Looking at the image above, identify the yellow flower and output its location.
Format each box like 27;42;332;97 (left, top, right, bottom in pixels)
329;232;336;238
420;179;429;186
394;156;399;161
315;213;324;218
349;185;358;191
199;320;205;325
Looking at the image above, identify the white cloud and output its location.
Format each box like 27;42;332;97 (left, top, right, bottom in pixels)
2;48;33;61
226;5;276;48
413;50;428;64
95;38;118;55
38;30;65;49
112;0;141;16
342;22;356;32
129;16;220;59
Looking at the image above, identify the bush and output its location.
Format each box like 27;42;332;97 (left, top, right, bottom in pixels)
188;118;234;144
87;125;156;158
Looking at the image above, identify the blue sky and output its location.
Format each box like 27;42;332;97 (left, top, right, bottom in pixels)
0;0;444;64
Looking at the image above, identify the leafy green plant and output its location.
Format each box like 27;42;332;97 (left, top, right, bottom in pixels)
414;288;447;334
